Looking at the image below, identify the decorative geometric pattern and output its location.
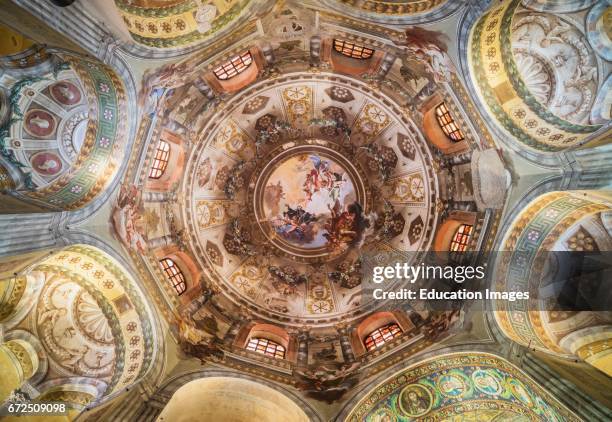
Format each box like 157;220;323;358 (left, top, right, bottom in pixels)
242;95;270;115
325;86;355;103
396;133;416;160
407;215;424;245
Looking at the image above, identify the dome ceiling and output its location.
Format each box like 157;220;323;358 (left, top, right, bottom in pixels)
183;73;439;325
115;0;258;49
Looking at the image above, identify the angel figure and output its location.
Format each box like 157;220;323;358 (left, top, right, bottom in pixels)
396;26;456;83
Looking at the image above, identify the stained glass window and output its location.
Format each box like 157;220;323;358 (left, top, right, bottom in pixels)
364;323;402;351
450;224;473;252
159;258;186;295
333;39;374;59
149;140;170;179
435;102;465;142
246;337;286;359
213;51;253;80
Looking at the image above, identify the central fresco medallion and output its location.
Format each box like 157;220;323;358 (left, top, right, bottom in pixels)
253;142;368;261
185;74;439;324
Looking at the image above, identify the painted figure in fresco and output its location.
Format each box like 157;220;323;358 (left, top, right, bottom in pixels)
264;181;285;216
396;26;455;83
323;201;370;252
111;184;147;253
303;155;346;201
197;157;213;188
272;204;319;243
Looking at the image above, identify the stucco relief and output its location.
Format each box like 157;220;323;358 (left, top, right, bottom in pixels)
512;8;599;125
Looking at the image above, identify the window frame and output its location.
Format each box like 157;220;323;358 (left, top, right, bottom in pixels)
149;139;171;179
333;39;374;60
246;337;286;359
435;102;465;142
450;224;473;252
364;323;402;351
213;51;253;81
159;257;187;296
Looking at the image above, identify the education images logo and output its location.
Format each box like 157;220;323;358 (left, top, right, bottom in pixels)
369;262;530;302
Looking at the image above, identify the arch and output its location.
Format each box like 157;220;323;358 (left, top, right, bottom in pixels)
343;351;580;421
467;0;607;152
148;369;322;422
0;44;129;213
0;244;160;415
493;190;612;376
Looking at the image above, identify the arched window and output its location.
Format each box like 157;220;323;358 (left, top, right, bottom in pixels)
246;337;286;359
450;224;472;252
333;39;374;59
213;51;253;80
159;257;186;295
149;140;170;179
364;323;402;351
435;103;465;142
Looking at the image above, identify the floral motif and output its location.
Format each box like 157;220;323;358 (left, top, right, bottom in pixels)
99;137;111;148
526;230;540;242
513;51;551;105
